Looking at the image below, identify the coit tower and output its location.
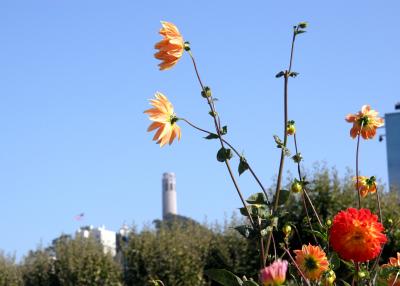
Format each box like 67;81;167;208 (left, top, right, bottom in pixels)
162;172;177;219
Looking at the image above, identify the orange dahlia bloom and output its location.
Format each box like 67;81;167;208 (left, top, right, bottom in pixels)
382;253;400;286
144;92;181;147
294;244;329;280
154;21;184;70
353;176;377;198
345;105;384;139
330;208;387;262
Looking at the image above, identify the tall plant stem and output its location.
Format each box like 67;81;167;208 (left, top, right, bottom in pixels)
258;217;266;268
187;50;255;227
370;184;384;276
355;133;362;208
293;133;323;228
180;118;270;204
265;26;299;261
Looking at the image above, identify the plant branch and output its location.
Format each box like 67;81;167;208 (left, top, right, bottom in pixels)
180;118;270;204
187;51;255;227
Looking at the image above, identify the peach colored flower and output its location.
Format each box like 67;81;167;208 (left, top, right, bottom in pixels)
260;259;288;286
294;244;329;280
353;176;377;198
154;21;184;70
345;105;384;139
329;208;387;262
382;253;400;286
144;92;181;147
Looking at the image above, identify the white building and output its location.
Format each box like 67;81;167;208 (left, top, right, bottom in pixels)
76;225;117;256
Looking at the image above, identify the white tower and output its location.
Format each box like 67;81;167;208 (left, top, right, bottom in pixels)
162;172;177;219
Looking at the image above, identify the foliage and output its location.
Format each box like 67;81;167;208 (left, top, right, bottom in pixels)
21;236;123;286
0;251;23;286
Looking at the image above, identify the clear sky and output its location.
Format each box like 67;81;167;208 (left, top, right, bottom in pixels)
0;1;399;259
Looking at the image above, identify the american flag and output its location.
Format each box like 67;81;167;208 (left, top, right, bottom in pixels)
74;213;85;221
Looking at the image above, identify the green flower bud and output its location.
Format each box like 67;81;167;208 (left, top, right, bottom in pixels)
291;181;302;193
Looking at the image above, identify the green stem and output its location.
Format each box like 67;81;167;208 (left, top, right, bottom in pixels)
293;133;323;227
265;25;300;262
180;118;270;204
355;133;362;209
187;51;255;227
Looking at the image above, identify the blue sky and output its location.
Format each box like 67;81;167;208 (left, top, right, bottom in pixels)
0;1;399;259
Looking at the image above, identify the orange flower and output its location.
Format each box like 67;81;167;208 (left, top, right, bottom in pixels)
345;105;384;139
352;176;377;198
294;244;329;280
144;92;181;147
382;253;400;286
154;21;184;70
329;208;387;262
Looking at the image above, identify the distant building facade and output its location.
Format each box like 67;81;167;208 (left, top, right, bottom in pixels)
385;103;400;191
76;225;117;256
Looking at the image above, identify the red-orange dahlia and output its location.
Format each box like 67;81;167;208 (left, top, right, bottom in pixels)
345;105;384;139
330;208;387;262
154;21;184;70
294;244;329;280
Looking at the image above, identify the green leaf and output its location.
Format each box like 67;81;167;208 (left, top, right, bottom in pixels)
243;281;259;286
292;153;303;163
217;147;233;162
204;133;219;140
239;205;269;219
295;30;306;35
273;189;290;206
246;192;268;204
330;252;340;270
209;111;218;117
273;135;290;156
273;135;283;146
204;269;243;286
238;157;249;176
307;229;328;241
234;225;256;239
298;22;308;29
220;126;228;135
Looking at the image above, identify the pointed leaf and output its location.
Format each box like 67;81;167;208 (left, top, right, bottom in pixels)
220;126;228;135
238;157;249;176
204;133;219;140
217;147;233;162
204;269;243;286
246;192;268;205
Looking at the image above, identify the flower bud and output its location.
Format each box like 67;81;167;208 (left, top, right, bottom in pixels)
184;41;191;51
326;219;332;227
287;121;296;135
323;270;336;286
358;271;367;279
201;86;212;98
291;181;302;193
282;225;292;236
